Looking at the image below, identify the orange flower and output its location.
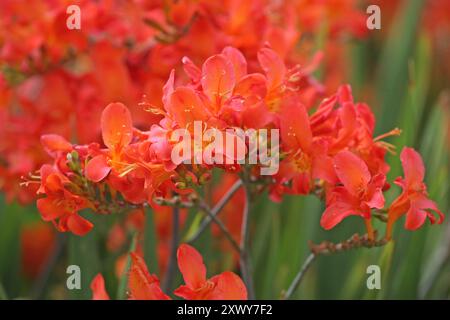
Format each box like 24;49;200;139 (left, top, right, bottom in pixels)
128;253;170;300
85;102;133;183
272;97;336;199
174;244;247;300
320;151;386;240
36;165;93;236
386;147;444;239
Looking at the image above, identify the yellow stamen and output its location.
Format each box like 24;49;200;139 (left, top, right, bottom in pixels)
374;127;402;142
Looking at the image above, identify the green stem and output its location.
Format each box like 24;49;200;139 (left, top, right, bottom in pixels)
186;180;243;243
239;179;255;300
282;253;316;300
196;200;241;254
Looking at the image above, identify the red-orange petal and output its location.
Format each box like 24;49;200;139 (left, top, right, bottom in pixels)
162;69;175;107
337;84;354;104
168;87;209;127
320;200;357;230
365;174;386;209
201;54;235;104
90;274;110;300
101;102;133;151
85;155;111;182
182;56;201;84
400;147;425;188
173;285;198;300
404;204;427;231
210;271;248;300
41;134;72;155
241;101;273;129
280;99;312;151
331;102;357;152
177;244;207;289
36;198;65;222
405;194;444;230
257;47;286;90
386;193;410;238
333;151;370;195
233;73;267;99
128;253;170;300
67;213;93;236
222;47;247;81
44;173;65;194
37;164;56;194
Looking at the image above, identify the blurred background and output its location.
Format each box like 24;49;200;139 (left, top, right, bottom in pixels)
0;0;449;299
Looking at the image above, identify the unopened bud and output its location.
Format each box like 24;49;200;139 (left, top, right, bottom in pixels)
170;174;179;183
199;172;212;185
175;182;186;189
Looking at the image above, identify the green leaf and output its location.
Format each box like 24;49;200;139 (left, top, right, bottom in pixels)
368;241;395;299
143;207;158;274
182;211;203;242
0;199;25;298
0;282;7;300
376;0;424;134
388;34;432;179
67;214;101;300
260;209;281;299
116;233;137;300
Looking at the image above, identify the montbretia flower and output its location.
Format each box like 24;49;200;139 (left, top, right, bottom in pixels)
84;103;156;203
128;253;171;300
272;97;336;199
91;253;172;300
386;147;444;239
36;165;93;236
174;244;247;300
85;102;133;183
320;150;385;240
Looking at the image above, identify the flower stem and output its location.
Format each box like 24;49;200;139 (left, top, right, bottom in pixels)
186;179;243;243
240;179;255;300
196;200;242;254
282;253;316;300
365;218;375;241
283;232;388;299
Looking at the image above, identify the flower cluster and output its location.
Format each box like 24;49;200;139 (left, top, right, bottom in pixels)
5;0;446;301
29;46;443;243
1;0;368;203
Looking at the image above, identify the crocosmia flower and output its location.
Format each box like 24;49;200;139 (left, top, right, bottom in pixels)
174;244;247;300
85;102;133;183
386;147;444;239
36;165;93;236
128;253;171;300
320;150;386;239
